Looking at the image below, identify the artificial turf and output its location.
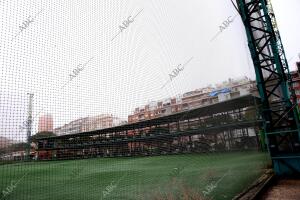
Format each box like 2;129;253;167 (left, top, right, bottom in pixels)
0;151;270;200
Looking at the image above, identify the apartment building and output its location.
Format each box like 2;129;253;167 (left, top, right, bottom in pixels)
82;114;126;132
291;60;300;105
128;77;256;123
54;117;89;136
54;115;126;136
38;114;54;133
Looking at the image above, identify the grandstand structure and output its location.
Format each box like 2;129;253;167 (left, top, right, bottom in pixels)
34;94;263;160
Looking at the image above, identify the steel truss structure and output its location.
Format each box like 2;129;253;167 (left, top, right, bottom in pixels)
33;95;262;160
236;0;300;175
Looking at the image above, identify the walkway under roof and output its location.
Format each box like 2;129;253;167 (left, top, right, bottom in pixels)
35;94;261;141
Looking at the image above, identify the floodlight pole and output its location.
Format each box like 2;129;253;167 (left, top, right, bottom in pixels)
26;93;34;160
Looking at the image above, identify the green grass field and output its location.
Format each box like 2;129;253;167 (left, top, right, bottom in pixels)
0;152;270;200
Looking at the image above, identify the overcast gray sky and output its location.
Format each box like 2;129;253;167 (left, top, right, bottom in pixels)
0;0;299;141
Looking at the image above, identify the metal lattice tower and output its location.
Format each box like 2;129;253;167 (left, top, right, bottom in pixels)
236;0;300;175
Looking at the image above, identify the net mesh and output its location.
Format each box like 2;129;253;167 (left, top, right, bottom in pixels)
1;0;290;199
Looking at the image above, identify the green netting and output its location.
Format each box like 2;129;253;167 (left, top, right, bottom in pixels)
1;0;298;199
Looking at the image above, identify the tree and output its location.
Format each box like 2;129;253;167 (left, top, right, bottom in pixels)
0;142;27;156
31;131;56;141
